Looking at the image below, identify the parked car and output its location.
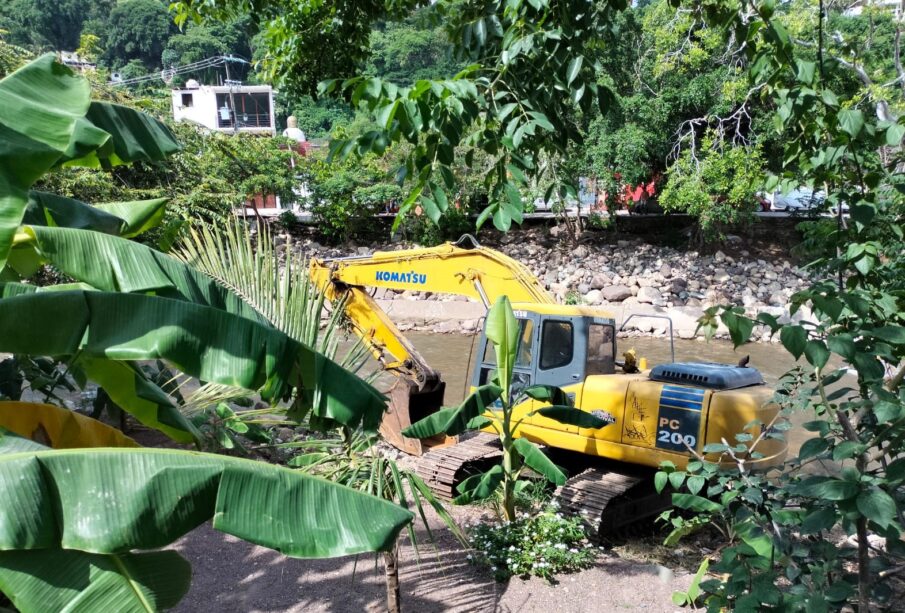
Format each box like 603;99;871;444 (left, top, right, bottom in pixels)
761;188;849;214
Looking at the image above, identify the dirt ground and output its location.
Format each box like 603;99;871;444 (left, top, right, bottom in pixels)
171;504;693;613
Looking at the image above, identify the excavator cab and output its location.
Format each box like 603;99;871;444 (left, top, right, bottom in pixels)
471;304;618;398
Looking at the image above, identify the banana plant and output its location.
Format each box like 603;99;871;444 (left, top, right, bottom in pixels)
0;402;413;613
402;296;612;521
0;56;389;441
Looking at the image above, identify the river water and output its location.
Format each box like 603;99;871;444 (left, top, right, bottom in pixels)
399;332;836;455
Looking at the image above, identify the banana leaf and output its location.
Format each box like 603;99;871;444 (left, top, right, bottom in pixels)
402;384;501;438
0;548;191;613
60;101;180;168
535;406;611;429
0;54;94;272
0;290;387;432
18;225;264;323
0;427;412;612
0;401;139;448
94;198;168;238
485;297;519;398
23;191;123;235
513;438;566;485
453;464;504;504
0;444;413;556
0;284;197;442
77;358;199;443
22;191;167;238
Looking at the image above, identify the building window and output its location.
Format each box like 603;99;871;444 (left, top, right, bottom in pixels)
181;93;193;107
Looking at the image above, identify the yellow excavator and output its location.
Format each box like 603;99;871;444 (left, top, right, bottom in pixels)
310;235;786;534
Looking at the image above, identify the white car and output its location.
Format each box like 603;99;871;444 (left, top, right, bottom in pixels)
763;188;848;214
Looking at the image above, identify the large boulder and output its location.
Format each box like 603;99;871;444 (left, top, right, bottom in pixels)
637;286;663;304
601;285;633;302
590;273;610;289
584;289;602;305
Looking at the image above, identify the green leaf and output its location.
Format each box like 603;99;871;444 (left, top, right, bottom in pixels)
485;296;519;398
780;325;808;359
61;101;180;167
721;310;754;347
401;385;502;438
0;548;191;613
0;290;387;433
866;326;905;345
804;340;830;369
686;475;705;495
23;191;124;235
797;477;858;501
795;59;816;84
566;56;583;85
0;55;92;273
521;385;571;406
885;123;905;146
798;437;829;461
827;334;856;360
454;464;504;503
655;471;668;494
513;438;566;485
838;108;864;138
801;507;837;534
94;198;168;238
20;225;262;323
0;445;412;557
535;406;611;429
671;493;721;513
856;488;896;529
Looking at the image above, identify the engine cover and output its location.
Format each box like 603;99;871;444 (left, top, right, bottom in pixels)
649;362;764;390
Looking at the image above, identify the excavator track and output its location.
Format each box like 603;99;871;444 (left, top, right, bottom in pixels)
555;468;671;541
414;432;502;500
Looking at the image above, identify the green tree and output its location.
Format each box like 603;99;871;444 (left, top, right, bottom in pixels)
102;0;176;70
0;0;114;51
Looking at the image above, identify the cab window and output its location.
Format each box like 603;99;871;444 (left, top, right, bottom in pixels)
540;321;573;370
586;323;616;375
482;319;534;367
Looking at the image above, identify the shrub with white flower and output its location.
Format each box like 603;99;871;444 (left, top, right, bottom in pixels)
466;509;597;582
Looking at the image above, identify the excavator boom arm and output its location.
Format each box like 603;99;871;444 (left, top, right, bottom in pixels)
309;237;554;383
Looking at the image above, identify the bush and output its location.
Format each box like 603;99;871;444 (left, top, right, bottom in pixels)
403;205;474;246
467;508;598;582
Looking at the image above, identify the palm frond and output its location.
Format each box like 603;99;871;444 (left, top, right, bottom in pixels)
172;219;374;393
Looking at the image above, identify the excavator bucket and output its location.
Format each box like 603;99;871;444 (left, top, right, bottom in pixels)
380;377;457;456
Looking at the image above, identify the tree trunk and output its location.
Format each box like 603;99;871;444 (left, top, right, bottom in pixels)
383;544;401;613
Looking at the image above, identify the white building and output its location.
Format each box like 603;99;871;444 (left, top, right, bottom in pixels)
171;81;275;135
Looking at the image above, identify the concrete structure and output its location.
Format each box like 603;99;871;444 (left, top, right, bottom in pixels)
170;81;275;135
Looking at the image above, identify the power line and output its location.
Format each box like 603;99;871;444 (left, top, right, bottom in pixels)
111;55;249;87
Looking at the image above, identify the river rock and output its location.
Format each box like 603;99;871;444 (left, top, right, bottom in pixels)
669;278;688;293
637;286;663;304
584;289;602;305
713;268;730;282
590;273;610;289
601;285;633;302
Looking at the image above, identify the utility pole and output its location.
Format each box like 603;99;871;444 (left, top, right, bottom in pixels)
224;56;238;134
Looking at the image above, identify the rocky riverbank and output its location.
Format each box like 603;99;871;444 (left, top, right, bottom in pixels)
282;227;818;343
